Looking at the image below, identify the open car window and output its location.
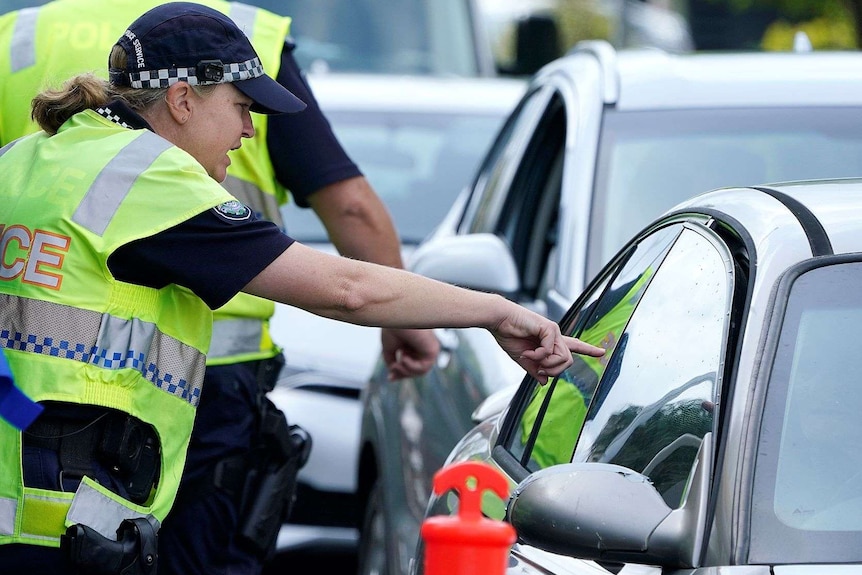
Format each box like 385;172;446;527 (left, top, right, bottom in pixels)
502;222;734;508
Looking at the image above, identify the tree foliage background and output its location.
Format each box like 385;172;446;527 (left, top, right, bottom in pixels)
550;0;860;51
706;0;861;49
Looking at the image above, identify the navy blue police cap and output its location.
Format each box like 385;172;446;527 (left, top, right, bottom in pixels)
108;1;306;115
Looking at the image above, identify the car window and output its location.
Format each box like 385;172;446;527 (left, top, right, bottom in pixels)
751;259;862;564
281;109;507;244
494;94;566;303
462;86;553;234
458;88;568;309
505;223;733;508
572;226;731;507
505;224;681;470
243;0;482;76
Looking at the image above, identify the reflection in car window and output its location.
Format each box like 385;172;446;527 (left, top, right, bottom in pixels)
752;260;862;564
573;229;733;507
507;224;681;469
571;227;731;507
589;107;862;278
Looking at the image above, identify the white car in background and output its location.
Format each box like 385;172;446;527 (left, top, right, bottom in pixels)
267;72;525;553
357;40;862;575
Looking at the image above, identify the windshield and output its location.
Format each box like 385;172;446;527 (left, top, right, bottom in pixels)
247;0;480;76
751;260;862;563
589;107;862;275
281;109;507;244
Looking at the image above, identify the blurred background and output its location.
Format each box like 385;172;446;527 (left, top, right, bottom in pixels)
238;0;862;79
5;0;862;57
485;0;862;67
4;0;860;573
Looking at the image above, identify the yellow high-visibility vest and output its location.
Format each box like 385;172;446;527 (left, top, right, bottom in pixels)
0;0;294;365
0;109;233;547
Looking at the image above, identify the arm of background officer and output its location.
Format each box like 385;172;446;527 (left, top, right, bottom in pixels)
307;176;441;380
269;41;440;380
243;241;604;384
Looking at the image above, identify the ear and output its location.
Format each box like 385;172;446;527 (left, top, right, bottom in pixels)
164;82;194;124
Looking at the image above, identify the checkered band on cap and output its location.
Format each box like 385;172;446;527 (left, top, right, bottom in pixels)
127;56;264;89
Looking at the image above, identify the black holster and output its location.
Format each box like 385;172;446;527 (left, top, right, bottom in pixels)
256;352;285;394
61;516;158;575
23;402;160;505
236;386;311;559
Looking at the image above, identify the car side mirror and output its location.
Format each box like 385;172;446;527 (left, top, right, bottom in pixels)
408;233;520;296
506;434;712;568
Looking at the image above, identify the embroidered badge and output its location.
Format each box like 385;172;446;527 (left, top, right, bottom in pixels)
213;200;252;221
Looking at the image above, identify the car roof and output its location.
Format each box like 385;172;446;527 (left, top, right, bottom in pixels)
304;72;527;115
551;41;862;110
675;178;862;261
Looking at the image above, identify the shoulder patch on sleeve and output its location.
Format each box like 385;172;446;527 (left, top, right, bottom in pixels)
212;200;252;222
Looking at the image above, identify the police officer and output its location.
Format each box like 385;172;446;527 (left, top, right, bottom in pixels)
0;4;605;574
0;1;441;573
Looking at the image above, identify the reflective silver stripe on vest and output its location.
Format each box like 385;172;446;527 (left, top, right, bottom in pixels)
66;481;156;540
223;4;289;230
228;2;258;36
9;6;39;73
0;294;206;407
0;139;20;157
208;318;264;359
222;174;284;228
0;497;15;536
72;131;173;236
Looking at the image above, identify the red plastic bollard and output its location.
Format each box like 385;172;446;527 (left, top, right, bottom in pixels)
421;461;516;575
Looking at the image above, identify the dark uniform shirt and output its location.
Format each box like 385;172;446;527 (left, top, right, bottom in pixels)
100;101;294;309
268;40;362;206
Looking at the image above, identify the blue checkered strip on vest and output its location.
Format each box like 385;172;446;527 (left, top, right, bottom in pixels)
0;295;206;407
129;57;265;89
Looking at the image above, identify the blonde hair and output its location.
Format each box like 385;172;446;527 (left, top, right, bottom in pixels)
31;44;215;135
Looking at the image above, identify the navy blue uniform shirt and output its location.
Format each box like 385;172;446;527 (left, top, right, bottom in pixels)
99;101;292;309
268;39;362;206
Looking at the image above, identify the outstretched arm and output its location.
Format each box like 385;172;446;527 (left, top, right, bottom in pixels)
244;242;603;382
307;176;441;379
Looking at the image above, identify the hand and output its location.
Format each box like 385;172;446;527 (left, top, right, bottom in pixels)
491;305;605;384
382;328;441;380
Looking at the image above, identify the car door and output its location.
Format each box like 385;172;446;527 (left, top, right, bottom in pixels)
375;82;573;561
407;84;573;487
429;83;572;400
358;81;566;575
495;219;738;573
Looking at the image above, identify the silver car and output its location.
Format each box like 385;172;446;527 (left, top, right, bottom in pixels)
357;40;862;575
416;178;862;574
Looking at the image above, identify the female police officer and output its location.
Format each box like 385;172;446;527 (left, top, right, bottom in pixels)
0;1;442;572
0;3;603;573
